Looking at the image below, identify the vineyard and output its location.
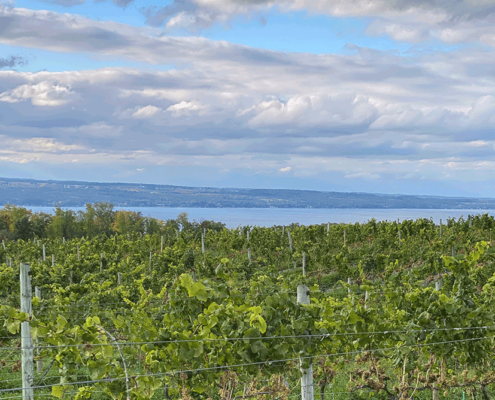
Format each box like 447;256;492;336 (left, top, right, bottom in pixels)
1;209;495;400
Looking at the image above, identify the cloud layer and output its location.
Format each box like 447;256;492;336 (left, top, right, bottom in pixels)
1;4;495;195
139;0;495;47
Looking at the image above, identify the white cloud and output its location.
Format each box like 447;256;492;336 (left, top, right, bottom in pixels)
278;166;292;172
132;105;162;119
0;136;85;153
166;100;207;117
0;82;79;106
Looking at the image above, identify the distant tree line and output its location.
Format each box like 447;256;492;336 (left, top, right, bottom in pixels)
0;203;226;241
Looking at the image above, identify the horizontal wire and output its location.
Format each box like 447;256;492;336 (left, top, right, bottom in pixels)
2;325;493;351
1;335;492;394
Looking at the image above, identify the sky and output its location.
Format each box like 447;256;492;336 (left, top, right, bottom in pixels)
1;0;495;197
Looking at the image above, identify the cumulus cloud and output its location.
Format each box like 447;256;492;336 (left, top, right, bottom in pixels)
166;100;207;117
0;82;80;106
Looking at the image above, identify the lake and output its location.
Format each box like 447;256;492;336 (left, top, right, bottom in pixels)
26;207;494;229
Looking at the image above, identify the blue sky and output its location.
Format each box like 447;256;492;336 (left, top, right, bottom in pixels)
1;0;495;197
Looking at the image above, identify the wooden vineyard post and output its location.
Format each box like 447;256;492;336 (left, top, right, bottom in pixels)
2;239;5;250
118;273;122;286
63;237;65;245
77;244;80;260
202;230;205;254
161;236;164;253
20;263;34;400
51;255;55;267
42;244;46;262
297;285;313;400
432;278;442;400
100;253;104;273
302;252;306;277
347;278;351;294
398;230;402;246
248;248;251;264
327;222;330;235
34;287;42;374
439;219;442;238
435;277;442;291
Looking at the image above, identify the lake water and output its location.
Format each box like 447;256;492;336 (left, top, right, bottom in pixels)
26;207;494;229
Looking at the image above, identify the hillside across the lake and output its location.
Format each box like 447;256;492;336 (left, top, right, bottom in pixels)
1;177;495;209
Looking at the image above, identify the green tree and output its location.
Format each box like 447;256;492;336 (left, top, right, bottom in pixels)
144;217;163;235
48;207;81;239
13;215;33;241
112;210;143;235
94;202;115;236
30;212;52;238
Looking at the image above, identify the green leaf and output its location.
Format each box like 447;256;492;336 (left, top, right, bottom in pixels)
52;385;67;399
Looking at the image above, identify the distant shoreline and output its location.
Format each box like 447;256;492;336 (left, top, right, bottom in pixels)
2;177;495;209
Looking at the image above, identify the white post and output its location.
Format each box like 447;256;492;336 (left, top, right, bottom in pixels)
63;237;65;245
302;252;306;277
100;253;104;273
327;222;330;234
20;263;34;400
398;230;402;246
118;272;122;286
347;277;351;294
149;252;153;276
10;258;13;267
248;248;251;263
288;230;293;253
51;255;55;267
202;231;205;254
247;230;250;243
77;244;80;260
439;219;442;238
435;278;442;291
282;226;285;236
34;287;42;374
297;285;313;400
161;236;164;252
42;244;46;262
2;239;5;249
